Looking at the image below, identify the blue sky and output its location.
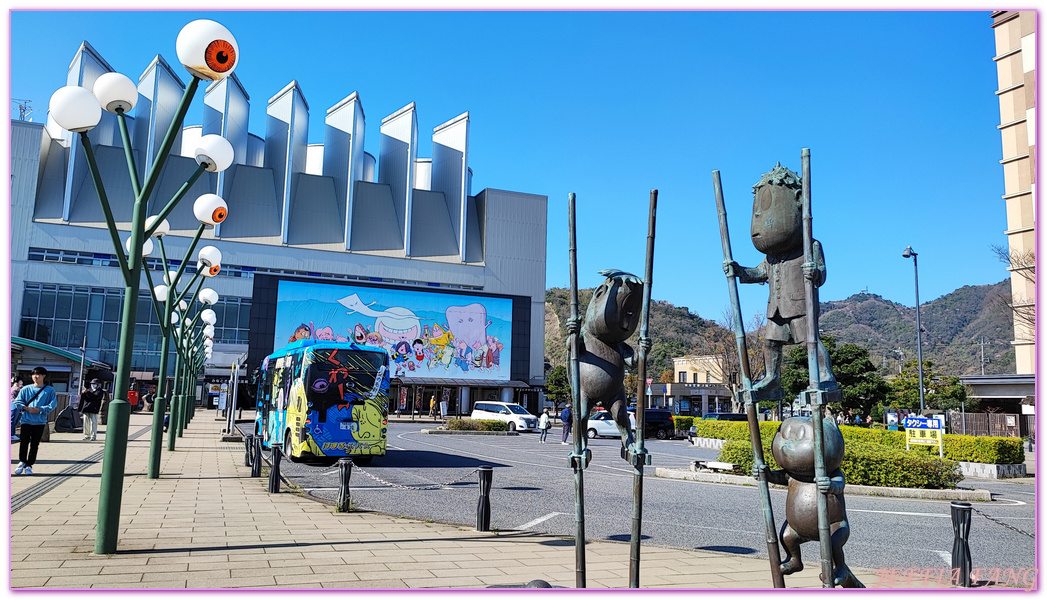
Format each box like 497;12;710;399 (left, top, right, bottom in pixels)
8;10;1013;325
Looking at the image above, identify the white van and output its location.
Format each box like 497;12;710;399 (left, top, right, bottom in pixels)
470;402;538;432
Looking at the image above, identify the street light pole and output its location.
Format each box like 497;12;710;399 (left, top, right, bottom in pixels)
47;19;240;555
902;246;925;412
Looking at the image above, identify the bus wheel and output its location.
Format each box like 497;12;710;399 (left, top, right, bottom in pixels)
283;434;297;462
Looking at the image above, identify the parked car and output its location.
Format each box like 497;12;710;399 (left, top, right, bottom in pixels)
638;408;676;440
585;411;636;439
470;401;538;432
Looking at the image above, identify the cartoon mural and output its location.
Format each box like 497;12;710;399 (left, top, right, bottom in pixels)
273;280;513;382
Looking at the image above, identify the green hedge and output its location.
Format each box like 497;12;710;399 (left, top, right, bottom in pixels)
672;416;694;430
718;439;963;489
445;418;509;432
696;421;1024;464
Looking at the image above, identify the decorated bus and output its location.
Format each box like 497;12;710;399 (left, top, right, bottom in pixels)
255;339;390;464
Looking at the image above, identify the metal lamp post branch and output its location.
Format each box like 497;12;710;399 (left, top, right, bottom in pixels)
49;23;238;526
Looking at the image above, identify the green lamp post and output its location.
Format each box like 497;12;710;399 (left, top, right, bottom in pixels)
46;19;239;555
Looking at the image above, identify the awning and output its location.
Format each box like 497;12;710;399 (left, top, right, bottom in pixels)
392;378;529;388
11;336;111;370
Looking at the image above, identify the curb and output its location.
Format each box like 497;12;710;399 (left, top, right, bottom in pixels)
421;429;520;436
654;468;994;501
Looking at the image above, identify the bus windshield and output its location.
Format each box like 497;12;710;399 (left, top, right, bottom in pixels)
304;348;387;420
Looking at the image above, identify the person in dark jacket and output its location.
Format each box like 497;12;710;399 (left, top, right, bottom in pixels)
79;378;106;442
560;405;573;444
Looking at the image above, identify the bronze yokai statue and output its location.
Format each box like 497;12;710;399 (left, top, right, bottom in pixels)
758;417;863;588
565;269;649;453
723;163;837;400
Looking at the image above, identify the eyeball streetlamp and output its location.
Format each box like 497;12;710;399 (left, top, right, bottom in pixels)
203;325;216;337
48;86;102;133
127;236;154;257
92;73;138;114
170;312;181;325
198;288;219;306
194;135;234;172
178;300;188;312
176;20;239;81
145;216;171;238
197;245;223;277
153;285;169;302
200;308;217;325
194;194;228;226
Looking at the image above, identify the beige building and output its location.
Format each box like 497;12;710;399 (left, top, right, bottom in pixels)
991;11;1036;375
661;355;735;416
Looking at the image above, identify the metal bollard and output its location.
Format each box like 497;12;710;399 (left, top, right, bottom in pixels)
250;435;263;478
950;501;972;587
476;465;493;532
244;434;254;467
337;458;353;512
268;445;282;493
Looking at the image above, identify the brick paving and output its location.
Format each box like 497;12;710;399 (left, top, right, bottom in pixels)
9;412;954;590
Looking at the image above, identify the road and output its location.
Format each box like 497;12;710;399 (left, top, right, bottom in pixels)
248;420;1036;576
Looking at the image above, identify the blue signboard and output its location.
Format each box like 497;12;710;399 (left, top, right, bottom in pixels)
904;416;941;430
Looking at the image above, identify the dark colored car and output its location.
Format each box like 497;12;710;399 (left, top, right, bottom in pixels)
636;408;675;440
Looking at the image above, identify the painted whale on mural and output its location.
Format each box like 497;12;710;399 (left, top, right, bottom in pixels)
337;293;421;348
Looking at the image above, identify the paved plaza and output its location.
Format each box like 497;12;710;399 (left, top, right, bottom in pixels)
10;412;954;590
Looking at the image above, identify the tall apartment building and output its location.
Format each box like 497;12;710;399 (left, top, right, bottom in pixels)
991;11;1036;375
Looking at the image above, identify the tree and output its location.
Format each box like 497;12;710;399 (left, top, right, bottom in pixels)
782;335;890;417
991;243;1035;336
888;360;974;412
659;369;674;384
545;365;572;412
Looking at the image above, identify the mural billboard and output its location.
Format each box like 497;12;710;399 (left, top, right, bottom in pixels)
274;280;512;382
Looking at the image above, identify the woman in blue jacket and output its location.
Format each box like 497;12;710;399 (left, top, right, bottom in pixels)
13;367;57;475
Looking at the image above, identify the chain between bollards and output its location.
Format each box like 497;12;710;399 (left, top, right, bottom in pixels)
476;465;493;531
951;501;972;587
337;458;353;512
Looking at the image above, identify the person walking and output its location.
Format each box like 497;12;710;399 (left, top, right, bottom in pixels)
560;404;573;445
13;367;57;475
11;375;24;442
79;378;106;441
538;408;551;443
428;395;437;420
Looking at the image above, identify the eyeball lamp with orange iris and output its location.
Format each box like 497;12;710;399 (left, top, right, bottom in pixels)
176;20;239;81
193;193;228;226
197;246;223;277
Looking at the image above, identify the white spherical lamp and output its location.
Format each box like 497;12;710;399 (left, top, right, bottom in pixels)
195;135;234;172
49;86;102;133
145;215;171;238
193;194;228;225
92;72;138;114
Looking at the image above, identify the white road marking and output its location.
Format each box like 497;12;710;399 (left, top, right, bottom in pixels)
934;551;952;566
517;512;564;530
993;498;1027;506
849;509;950;518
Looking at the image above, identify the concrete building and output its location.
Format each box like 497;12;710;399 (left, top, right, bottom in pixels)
990;11;1036;375
10;40;547;416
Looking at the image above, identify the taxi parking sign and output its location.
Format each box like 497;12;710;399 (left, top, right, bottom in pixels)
905;416;944;457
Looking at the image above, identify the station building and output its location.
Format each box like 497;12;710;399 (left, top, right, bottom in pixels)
10;40;548;416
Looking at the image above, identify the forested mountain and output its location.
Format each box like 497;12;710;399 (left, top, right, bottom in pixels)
544;280;1016;379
